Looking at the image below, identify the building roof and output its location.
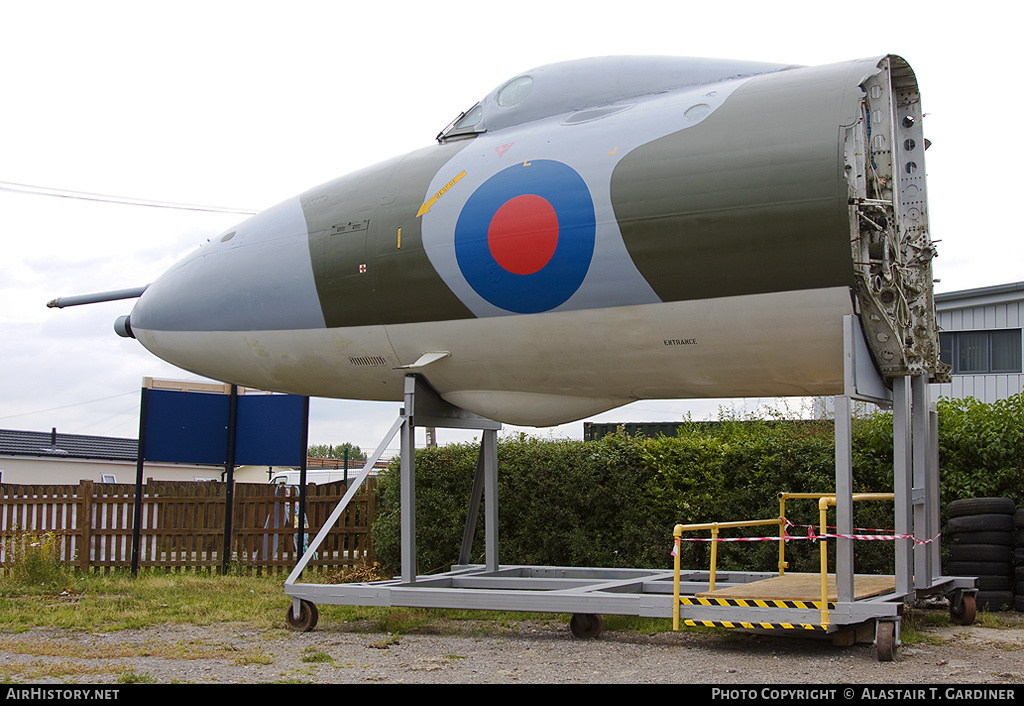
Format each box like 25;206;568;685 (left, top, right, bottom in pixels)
0;428;390;469
934;281;1024;309
0;428;138;462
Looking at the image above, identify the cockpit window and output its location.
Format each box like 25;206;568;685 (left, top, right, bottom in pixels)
497;76;533;107
438;103;484;142
454;104;483;129
437;57;794;143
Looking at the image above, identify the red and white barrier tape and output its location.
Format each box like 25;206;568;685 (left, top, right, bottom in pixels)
671;518;940;556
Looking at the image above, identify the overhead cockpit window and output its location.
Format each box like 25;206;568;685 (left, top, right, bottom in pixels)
496;76;533;107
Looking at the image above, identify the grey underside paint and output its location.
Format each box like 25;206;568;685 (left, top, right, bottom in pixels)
129;198;326;332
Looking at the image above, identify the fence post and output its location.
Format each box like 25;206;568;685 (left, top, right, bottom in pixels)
367;477;376;563
78;480;93;573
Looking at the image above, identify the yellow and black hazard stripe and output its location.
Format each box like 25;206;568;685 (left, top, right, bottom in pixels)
682;619;826;631
678;596;835;610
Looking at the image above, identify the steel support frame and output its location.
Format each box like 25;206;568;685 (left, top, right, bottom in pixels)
287;323;958;632
841;316;969;605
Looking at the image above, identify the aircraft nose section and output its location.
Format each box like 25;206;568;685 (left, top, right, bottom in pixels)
129;197;325;336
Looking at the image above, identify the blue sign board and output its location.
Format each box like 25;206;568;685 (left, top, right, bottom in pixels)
142;389;306;466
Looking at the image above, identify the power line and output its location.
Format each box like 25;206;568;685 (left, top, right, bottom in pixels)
0;391;138;422
0;180;260;215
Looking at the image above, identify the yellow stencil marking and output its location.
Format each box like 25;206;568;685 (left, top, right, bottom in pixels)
416;170;467;217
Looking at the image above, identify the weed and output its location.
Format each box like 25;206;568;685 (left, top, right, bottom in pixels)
116;671;157;684
231;652;274;666
368;633;401;649
300;648;334;664
1;531;73;590
321;562;389;584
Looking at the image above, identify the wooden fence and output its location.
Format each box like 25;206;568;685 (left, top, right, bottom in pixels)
0;479;376;573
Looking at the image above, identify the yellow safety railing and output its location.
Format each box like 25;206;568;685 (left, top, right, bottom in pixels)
672;492;896;631
672;517;784;631
777;492;896;578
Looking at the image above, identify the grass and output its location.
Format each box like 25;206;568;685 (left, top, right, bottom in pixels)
0;569;1020;645
1;567;1022;684
0;571;290;632
0;570;631;635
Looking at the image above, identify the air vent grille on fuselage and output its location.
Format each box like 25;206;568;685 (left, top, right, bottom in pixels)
348;355;388;367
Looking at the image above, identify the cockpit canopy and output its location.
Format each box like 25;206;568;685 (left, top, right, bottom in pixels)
438;55;796;141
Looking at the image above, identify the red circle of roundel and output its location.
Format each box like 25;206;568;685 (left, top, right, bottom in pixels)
487;194;559;275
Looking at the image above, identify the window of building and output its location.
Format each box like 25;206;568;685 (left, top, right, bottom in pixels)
939;329;1023;374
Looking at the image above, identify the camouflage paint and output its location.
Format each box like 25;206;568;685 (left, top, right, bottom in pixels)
302;141;477;328
611;60;863;303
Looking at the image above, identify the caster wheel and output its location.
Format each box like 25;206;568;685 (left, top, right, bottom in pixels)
950;593;977;626
569;613;603;639
876;620;897;662
285;600;319;632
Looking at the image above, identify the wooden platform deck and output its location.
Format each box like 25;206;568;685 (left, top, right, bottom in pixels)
697;573;896;602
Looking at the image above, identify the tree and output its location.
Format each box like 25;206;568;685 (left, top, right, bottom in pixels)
307;442;366;461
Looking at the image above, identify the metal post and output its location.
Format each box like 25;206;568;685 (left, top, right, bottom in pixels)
892;376;913;597
131;388;148;577
912;374;932;589
222;384;238;574
297;397;310;562
834;394;854;603
928;404;941;582
483;427;499;571
459;444;487;566
400;378;417;583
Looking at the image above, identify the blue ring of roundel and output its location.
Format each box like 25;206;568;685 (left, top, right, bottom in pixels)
454;159;596;314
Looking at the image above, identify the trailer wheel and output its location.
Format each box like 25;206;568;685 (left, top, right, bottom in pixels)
876;621;897;662
949;593;976;626
285;600;319;632
569;613;603;639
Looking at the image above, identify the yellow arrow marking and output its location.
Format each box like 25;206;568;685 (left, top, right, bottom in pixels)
417;170;467;217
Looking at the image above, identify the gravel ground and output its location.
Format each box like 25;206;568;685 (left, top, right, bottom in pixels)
2;610;1024;684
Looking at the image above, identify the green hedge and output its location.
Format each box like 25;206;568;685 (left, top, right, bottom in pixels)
372;393;1024;577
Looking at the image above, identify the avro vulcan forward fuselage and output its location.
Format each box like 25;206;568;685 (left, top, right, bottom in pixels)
57;55;945;426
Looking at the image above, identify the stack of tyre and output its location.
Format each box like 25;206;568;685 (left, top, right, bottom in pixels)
945;497;1016;611
1017;508;1024;612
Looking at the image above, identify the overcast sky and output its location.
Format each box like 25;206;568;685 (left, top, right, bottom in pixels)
1;1;1019;457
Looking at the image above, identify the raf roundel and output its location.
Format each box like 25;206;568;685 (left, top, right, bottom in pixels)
454;160;596;313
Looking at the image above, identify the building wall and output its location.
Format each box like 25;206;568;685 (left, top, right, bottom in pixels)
932;286;1024;403
0;456;223;485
